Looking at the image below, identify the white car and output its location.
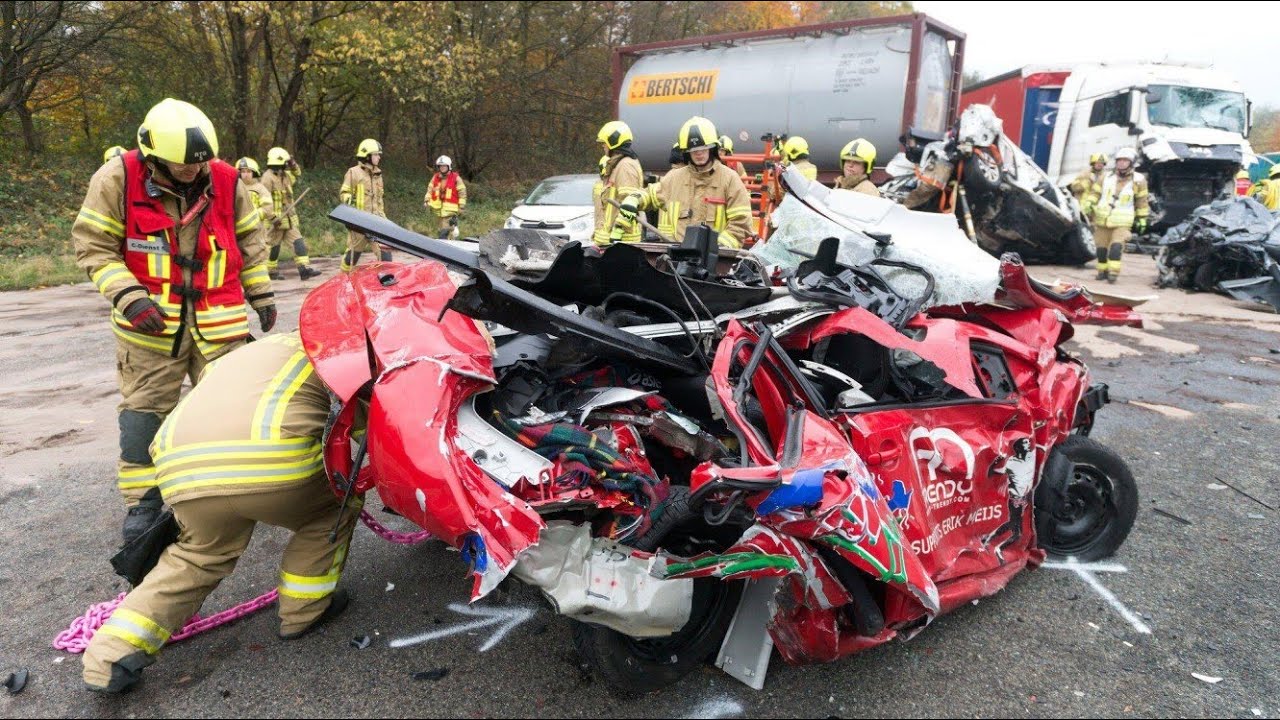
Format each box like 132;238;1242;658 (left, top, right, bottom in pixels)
504;174;597;244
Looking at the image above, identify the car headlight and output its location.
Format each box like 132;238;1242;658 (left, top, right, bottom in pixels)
504;216;519;229
568;217;591;233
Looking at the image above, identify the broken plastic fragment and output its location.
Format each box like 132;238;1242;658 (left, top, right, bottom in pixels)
1191;673;1223;684
349;635;372;650
3;669;28;695
386;582;395;592
411;668;450;681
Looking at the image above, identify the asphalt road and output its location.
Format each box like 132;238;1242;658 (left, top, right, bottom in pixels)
0;254;1277;718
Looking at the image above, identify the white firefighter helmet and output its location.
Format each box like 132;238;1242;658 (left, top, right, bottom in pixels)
1114;147;1138;163
435;155;452;169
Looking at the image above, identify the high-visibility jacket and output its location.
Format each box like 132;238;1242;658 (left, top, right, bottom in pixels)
426;171;467;216
72;150;272;357
834;173;880;196
245;180;273;217
150;332;330;505
1070;168;1104;201
630;160;752;249
1250;179;1280;210
340;162;385;217
1087;171;1149;229
262;167;302;229
592;155;644;244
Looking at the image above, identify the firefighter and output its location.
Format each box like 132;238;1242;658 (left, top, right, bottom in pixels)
668;142;686;171
613;116;752;249
1249;165;1280;210
340;139;391;271
1083;147;1149;283
1070;153;1108;203
261;147;321;281
719;135;749;180
103;146;126;164
592;121;645;245
71;98;275;543
1235;169;1253;197
781;136;818;181
81;332;360;694
835;138;879;196
424;155;467;240
237;158;272;225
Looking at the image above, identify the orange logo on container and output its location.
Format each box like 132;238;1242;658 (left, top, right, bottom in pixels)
626;70;719;105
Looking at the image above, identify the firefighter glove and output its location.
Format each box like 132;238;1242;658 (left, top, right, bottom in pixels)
1134;217;1148;234
123;298;168;334
256;304;277;333
449;215;458;227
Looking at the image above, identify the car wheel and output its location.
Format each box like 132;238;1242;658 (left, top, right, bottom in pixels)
571;487;744;695
1034;436;1138;561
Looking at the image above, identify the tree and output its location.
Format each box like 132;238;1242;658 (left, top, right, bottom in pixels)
0;1;145;151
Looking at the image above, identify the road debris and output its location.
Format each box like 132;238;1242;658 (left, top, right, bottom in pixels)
1152;508;1192;525
411;668;450;682
350;635;372;650
3;669;28;695
1191;673;1223;685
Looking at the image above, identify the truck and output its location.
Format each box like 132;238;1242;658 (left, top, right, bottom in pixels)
612;13;967;178
961;63;1255;230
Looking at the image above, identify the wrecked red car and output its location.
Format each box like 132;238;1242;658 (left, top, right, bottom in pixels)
300;199;1138;693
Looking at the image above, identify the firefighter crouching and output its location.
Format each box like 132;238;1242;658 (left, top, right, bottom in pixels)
340;138;391;271
72;98;276;543
612;116;752;249
81;332;359;693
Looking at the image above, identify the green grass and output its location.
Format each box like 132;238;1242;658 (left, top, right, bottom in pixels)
0;155;526;291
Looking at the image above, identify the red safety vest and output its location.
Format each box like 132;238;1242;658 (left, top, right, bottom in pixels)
120;149;249;348
429;172;461;207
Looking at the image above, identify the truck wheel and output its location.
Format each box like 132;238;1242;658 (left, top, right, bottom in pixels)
1034;436;1138;561
571;487;744;695
1056;222;1096;266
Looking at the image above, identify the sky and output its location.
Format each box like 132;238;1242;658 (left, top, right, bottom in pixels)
913;1;1279;107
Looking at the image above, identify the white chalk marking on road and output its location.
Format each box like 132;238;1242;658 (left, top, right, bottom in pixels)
1044;557;1151;635
390;602;536;652
1042;560;1128;573
683;697;744;719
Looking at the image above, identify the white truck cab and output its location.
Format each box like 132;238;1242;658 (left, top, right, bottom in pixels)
1048;63;1254;228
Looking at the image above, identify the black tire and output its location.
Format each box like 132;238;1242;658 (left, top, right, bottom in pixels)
1056;222;1097;266
1193;261;1220;292
1034;435;1138;561
962;149;1003;195
571;487;744;695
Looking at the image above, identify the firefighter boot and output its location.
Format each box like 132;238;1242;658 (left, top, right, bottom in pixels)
295;239;321;279
84;651;153;694
123;487;164;545
1095;243;1108;281
268;244;284;280
1107;242;1123;284
278;588;351;641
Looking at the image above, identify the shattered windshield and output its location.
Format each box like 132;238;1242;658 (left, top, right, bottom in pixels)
1146;85;1247;134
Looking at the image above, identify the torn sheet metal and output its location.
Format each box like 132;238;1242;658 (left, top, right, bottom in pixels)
511;522;693;637
994;254;1145;327
716;577;780;691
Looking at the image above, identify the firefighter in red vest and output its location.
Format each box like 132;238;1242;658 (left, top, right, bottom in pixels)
71;98;275;543
424;155;467;239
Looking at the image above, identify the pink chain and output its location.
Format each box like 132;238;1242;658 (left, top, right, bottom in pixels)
53;509;431;654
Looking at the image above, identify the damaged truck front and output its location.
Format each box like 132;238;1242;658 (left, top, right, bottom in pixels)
301;197;1138;694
